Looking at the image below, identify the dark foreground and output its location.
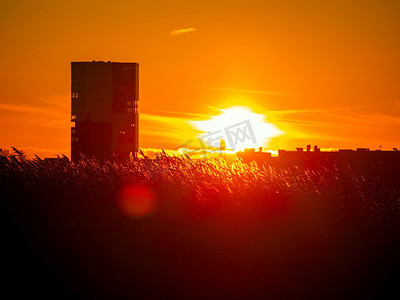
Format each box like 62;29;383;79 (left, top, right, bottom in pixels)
1;152;400;299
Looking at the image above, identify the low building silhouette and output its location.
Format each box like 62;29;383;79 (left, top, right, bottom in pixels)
71;61;139;161
239;145;400;178
279;146;400;166
279;146;400;181
237;147;272;164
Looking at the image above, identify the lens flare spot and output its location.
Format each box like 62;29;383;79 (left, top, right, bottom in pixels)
117;185;155;218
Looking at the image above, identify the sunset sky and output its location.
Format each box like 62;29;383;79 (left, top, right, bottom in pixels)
1;0;400;157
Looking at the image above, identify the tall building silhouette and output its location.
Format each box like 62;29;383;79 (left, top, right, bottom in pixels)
71;61;139;161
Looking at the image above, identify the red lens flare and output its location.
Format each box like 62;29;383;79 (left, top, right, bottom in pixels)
117;185;155;218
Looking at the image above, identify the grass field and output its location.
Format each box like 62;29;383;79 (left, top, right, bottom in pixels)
1;149;400;299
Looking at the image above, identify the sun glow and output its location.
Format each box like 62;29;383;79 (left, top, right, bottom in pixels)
192;106;283;152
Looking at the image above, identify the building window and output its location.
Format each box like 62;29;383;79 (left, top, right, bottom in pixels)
72;92;79;99
71;115;77;121
125;108;133;113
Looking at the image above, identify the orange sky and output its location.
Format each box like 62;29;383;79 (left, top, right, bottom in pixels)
1;0;400;158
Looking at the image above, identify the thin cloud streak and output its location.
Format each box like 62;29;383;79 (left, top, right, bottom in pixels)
141;112;188;123
144;109;206;119
170;27;197;36
0;98;68;117
0;101;68;128
0;104;47;114
269;104;400;149
199;86;298;97
271;107;400;129
267;103;383;116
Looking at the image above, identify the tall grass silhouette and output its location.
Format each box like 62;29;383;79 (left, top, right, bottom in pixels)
1;148;400;299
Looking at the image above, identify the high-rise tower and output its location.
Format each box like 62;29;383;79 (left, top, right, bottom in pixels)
71;61;139;161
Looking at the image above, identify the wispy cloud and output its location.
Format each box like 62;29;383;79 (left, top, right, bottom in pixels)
0;103;47;114
0;98;69;128
199;86;298;97
170;27;197;36
267;104;379;116
144;109;205;119
0;97;68;117
139;111;200;147
267;103;400;149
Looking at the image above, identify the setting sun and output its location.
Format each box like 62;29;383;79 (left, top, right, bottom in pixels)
191;106;282;152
